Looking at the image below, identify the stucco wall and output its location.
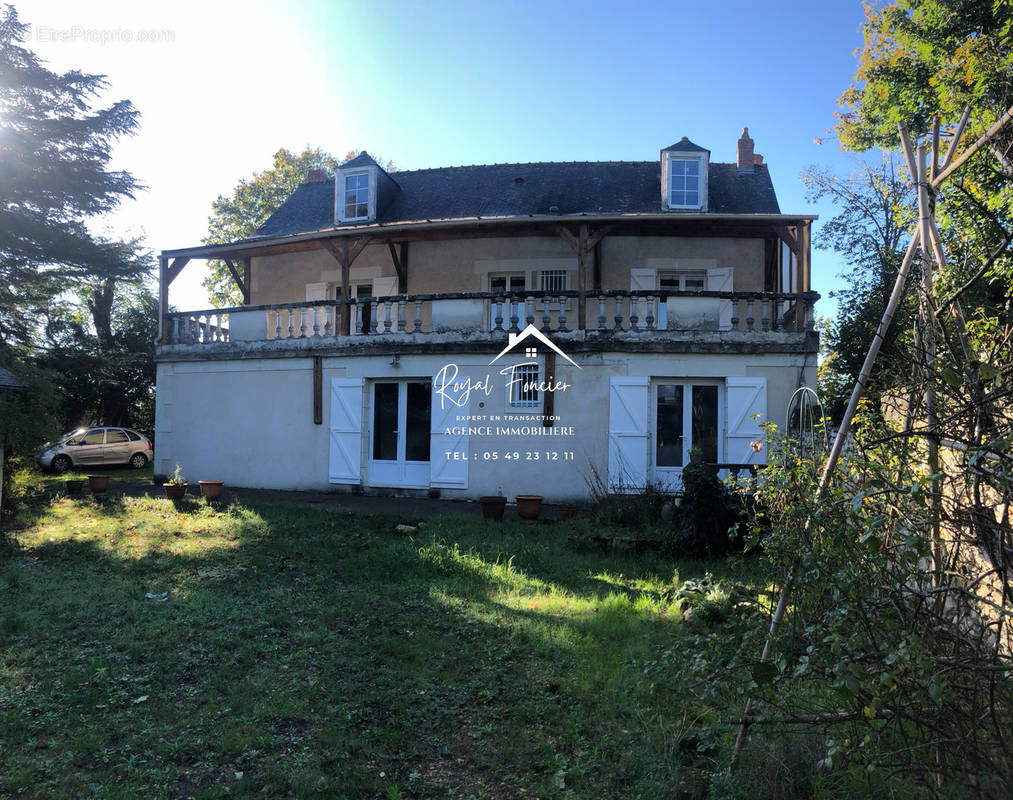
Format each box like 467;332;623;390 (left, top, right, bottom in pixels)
249;234;768;305
155;349;814;502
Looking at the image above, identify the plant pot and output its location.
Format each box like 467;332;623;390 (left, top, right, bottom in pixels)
87;475;110;496
515;494;544;522
479;495;507;521
65;479;84;495
557;504;578;521
164;483;187;500
199;480;224;501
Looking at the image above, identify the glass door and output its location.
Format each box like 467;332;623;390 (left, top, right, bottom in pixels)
653;381;721;490
369;381;432;487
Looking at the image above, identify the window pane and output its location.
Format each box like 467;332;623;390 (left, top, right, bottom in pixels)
692;385;719;464
656;385;684;467
405;382;431;462
83;430;105;445
106;430;129;443
372;383;399;460
510;364;539;407
125;430;141;441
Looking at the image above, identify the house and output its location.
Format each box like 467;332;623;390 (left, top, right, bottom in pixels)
155;129;817;501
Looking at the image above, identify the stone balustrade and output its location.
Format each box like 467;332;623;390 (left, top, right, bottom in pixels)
162;290;817;345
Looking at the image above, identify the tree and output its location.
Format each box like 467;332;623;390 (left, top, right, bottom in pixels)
837;0;1013;152
202;147;339;306
0;5;140;350
804;155;916;421
37;239;158;432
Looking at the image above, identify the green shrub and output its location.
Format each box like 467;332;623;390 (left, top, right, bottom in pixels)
667;459;740;559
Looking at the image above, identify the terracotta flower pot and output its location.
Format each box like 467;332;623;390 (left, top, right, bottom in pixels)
87;475;110;495
479;495;506;521
65;479;84;495
164;483;187;500
198;480;224;501
515;494;543;522
557;504;578;521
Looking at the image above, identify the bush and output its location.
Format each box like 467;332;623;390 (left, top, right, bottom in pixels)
667;460;741;559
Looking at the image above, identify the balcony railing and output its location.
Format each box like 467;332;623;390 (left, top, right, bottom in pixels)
161;289;817;345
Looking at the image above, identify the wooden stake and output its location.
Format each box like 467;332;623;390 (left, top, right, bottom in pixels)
932;103;1013;189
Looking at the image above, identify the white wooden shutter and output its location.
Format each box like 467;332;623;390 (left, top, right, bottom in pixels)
430;382;468;489
329;378;363;484
725;377;766;464
372;277;398;298
608;376;649;492
305;282;328;302
707;267;734;330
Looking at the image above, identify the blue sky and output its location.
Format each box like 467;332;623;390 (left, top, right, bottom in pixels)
27;0;878;314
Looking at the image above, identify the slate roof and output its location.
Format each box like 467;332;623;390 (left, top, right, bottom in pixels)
0;366;27;391
662;137;709;153
255;159;781;240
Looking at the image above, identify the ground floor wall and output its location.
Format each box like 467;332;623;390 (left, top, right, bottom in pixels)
154;350;816;502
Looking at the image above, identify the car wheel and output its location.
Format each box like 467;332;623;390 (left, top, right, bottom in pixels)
51;454;72;473
129;452;148;470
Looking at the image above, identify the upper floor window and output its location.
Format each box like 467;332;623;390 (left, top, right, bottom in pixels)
659;271;706;293
343;172;369;219
539;270;568;293
668;156;701;208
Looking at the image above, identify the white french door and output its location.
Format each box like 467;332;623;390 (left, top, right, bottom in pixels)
652;380;722;489
368;381;432;488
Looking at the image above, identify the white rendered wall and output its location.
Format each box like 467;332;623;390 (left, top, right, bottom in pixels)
154;350;815;501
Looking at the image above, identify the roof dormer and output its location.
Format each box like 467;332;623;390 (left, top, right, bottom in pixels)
335;151;399;224
660;137;709;212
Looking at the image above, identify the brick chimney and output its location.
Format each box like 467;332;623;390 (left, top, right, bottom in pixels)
736;128;755;172
305;167;328;183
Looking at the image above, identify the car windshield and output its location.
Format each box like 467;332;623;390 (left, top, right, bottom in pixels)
60;428;88;443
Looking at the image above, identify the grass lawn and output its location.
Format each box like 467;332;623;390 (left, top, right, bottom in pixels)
0;496;767;799
12;461;154;492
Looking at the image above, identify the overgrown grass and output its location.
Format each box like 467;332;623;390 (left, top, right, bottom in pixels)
1;496;774;798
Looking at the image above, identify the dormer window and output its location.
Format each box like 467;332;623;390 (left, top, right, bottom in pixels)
660;137;709;211
668;157;701;208
343;172;370;220
335;151;400;224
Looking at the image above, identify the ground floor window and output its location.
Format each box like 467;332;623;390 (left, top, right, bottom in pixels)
654;381;720;469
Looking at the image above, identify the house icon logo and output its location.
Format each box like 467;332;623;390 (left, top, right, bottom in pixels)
488;324;581;369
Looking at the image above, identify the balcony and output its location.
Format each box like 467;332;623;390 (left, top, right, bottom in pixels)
158;289;818;359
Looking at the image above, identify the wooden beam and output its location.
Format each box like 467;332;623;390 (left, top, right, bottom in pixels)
773;226;800;257
542;351;556;426
313;356;323;425
159;255;169;344
224;259;250;304
579;223;587;328
165;256;190;285
322;237;371;334
388;242;406;293
584;225;612;250
593;239;602;291
556;225;580;253
932;102;1013;189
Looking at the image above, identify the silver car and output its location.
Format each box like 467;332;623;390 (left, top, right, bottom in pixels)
37;427;153;472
